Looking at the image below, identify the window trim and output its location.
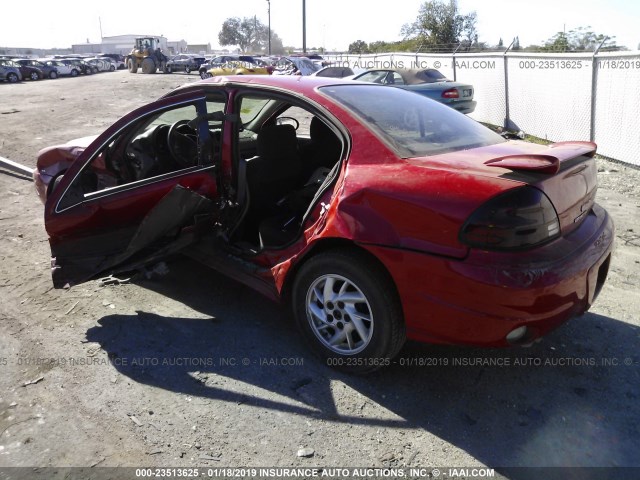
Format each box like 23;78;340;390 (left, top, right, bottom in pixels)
54;96;212;214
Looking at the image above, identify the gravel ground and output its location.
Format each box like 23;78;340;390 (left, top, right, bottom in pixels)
0;71;639;475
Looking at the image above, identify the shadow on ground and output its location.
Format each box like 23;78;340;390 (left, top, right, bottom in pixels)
86;257;640;472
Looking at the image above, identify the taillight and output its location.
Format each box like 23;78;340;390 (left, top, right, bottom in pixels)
459;186;560;251
441;88;459;99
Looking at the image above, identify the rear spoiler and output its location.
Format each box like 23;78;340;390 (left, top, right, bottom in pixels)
484;141;597;174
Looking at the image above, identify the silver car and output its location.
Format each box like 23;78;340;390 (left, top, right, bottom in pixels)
0;59;22;83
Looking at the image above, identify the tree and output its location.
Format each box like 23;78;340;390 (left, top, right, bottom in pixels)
540;27;621;52
218;16;284;53
401;0;477;52
269;32;286;55
348;40;370;54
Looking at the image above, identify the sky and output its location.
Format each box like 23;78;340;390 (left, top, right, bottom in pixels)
1;0;639;52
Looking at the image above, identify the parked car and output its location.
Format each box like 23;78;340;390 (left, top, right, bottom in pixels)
60;59;95;75
166;54;206;74
8;60;43;81
94;57;117;71
86;58;113;72
201;61;272;78
97;54;125;70
198;55;257;77
292;53;329;68
273;56;321;76
0;59;22;82
350;68;477;114
40;59;80;77
80;60;100;74
311;65;354;78
33;76;613;372
14;59;59;79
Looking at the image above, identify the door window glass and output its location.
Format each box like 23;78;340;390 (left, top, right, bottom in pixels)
58;102;210;209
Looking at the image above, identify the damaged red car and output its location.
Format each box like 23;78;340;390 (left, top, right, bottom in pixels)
34;76;614;372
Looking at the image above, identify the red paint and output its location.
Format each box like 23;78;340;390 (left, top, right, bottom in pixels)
37;76;614;347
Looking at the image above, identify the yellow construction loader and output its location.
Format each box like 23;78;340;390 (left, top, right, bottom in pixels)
126;37;168;74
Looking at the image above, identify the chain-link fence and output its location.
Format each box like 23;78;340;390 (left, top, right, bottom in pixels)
325;51;640;167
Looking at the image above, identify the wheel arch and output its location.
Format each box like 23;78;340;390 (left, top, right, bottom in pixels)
281;238;404;323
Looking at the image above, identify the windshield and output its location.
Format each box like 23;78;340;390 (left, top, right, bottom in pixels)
320;84;505;157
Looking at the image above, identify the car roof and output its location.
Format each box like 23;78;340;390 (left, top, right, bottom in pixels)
171;74;356;97
358;68;449;85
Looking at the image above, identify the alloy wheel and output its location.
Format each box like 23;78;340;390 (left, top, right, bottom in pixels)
305;274;374;354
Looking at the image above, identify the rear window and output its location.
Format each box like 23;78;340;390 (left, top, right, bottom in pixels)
419;69;447;81
320;84;505;157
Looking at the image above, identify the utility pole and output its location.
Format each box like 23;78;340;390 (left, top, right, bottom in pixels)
267;0;271;55
302;0;307;53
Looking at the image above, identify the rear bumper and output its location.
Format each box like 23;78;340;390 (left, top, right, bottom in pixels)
363;203;614;347
449;100;477;114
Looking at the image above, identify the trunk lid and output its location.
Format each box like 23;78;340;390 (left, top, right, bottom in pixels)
410;140;598;235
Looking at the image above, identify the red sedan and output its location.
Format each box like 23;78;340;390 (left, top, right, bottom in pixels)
34;76;614;372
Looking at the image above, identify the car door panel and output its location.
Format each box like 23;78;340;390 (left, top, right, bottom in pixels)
51;184;214;288
44;91;222;288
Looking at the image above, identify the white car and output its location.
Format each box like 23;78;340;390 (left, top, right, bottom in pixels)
87;58;113;72
96;56;122;70
40;60;80;77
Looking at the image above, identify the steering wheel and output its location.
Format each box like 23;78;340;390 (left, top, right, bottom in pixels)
167;119;198;167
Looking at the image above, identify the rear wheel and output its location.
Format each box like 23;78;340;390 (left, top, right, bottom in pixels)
30;71;40;81
6;73;18;83
185;66;191;74
141;57;156;74
292;249;405;373
70;69;78;77
49;71;58;79
110;64;116;71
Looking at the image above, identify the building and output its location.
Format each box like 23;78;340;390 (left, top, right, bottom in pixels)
187;44;212;55
167;40;188;55
72;35;169;55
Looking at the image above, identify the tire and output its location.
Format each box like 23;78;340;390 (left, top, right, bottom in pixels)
292;249;405;373
70;69;78;77
200;71;208;79
128;58;137;73
30;71;40;81
185;66;191;74
110;64;116;71
6;73;18;83
49;70;58;79
141;57;156;74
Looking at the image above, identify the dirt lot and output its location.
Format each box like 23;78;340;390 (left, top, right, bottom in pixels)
1;71;639;474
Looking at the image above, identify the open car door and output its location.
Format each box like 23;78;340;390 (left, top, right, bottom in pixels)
43;91;226;288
